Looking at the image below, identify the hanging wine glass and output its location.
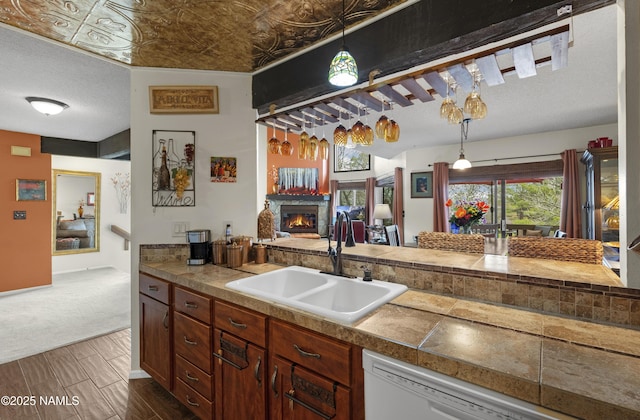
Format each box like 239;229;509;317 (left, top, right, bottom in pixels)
375;98;389;139
440;75;457;120
351;106;366;145
318;117;330;160
268;120;280;154
362;106;374;146
280;128;293;156
334;124;347;146
384;102;400;143
298;125;309;160
308;117;318;161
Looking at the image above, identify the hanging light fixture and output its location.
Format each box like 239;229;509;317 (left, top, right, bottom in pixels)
26;96;68;116
453;118;472;170
328;0;358;87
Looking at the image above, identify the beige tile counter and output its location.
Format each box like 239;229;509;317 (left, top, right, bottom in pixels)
140;256;640;419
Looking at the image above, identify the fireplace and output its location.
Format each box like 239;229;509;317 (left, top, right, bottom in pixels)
280;205;318;234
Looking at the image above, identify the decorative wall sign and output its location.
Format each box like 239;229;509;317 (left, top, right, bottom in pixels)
211;157;237;183
152;130;196;207
149;85;219;114
16;179;46;201
411;171;433;198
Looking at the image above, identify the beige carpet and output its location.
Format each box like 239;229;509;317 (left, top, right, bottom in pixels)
0;267;130;364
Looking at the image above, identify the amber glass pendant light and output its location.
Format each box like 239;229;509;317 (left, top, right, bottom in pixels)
268;120;280;154
280;128;293;156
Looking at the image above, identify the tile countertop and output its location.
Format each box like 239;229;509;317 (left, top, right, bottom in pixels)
140;259;640;420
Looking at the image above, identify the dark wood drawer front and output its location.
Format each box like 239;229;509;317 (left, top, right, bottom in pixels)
174;312;212;374
139;273;170;304
174;377;213;420
270;320;351;385
175;354;213;401
174;286;212;324
214;300;267;347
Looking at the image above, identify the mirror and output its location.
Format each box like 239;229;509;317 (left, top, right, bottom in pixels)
52;170;101;255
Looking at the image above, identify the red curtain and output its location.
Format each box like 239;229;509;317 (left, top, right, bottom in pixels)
393;167;404;244
365;177;376;226
433;162;450;232
560;149;582;238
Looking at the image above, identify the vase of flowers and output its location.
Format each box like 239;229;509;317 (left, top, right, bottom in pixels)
446;199;490;233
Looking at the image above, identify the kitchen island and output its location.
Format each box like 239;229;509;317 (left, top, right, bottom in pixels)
140;240;640;419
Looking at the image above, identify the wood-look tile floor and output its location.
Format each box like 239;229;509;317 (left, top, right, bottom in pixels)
0;329;196;420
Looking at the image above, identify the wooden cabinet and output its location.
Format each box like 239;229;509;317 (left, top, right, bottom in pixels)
269;319;364;420
172;286;214;420
214;301;268;420
139;273;172;391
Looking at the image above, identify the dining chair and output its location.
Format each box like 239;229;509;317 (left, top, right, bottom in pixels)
470;223;500;238
385;225;401;246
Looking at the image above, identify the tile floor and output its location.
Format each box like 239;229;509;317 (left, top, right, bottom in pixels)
0;329;195;420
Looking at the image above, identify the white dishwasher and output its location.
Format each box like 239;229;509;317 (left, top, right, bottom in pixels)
363;350;570;420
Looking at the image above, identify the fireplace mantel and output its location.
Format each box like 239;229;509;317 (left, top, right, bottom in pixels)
266;194;330;202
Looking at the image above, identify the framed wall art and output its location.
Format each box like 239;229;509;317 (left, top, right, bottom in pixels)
334;145;370;172
87;192;95;206
211;157;237;182
411;171;433;198
16;179;46;201
152;130;196;207
149;85;219;114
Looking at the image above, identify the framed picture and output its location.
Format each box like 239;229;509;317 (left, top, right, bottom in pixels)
16;179;46;201
152;130;196;207
87;192;95;206
411;171;433;198
149;85;219;114
334;145;371;172
211;157;237;182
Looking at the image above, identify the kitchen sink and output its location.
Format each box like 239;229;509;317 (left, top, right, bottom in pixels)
225;266;407;324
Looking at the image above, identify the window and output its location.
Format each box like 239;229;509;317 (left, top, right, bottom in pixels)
337;183;366;222
334;145;371;172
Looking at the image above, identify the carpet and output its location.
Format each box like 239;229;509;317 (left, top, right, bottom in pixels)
0;267;131;364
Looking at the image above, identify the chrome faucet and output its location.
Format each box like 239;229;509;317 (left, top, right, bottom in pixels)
327;211;355;277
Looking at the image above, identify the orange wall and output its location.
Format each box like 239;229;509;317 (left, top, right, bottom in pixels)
266;129;329;194
1;130;52;292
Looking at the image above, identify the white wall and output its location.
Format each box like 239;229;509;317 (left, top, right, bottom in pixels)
52;155;131;274
130;68;255;373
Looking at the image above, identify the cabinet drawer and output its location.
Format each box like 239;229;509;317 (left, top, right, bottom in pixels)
175;354;213;401
174;312;212;374
270;320;352;385
139;273;170;304
174;286;212;324
173;376;213;420
215;301;267;347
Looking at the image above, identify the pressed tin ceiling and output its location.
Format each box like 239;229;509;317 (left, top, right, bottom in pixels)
0;0;407;72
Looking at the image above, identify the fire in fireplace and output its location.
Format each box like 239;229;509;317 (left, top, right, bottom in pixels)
280;205;318;234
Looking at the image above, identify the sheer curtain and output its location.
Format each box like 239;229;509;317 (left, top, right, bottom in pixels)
560;149;582;238
433;162;450;232
393;167;404;244
329;179;339;227
365;177;376;226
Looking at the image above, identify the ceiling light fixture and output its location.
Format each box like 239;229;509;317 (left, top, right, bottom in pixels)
26;96;69;116
328;0;358;87
453;118;472;170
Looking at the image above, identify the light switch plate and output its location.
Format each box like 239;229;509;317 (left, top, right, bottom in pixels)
14;210;26;220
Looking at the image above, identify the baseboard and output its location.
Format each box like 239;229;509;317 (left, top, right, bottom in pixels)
0;284;51;297
129;369;151;380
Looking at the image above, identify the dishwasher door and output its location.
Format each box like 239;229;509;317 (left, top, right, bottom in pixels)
363;350;570;420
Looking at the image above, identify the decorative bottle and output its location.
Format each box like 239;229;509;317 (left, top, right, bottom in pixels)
158;145;171;190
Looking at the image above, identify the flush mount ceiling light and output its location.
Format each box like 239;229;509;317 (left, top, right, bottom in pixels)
26;96;69;116
328;0;358;87
453;118;472;170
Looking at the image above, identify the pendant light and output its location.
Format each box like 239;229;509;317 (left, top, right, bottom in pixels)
453;118;472;170
328;0;358;87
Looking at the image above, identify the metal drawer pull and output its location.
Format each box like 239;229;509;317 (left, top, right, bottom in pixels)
184;336;198;346
254;356;262;386
184;301;198;309
271;365;279;397
147;285;159;292
213;349;247;370
185;371;199;382
162;311;169;330
293;344;321;359
228;317;247;329
285;390;333;420
185;395;200;407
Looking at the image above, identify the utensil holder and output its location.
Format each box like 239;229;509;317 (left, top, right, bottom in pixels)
212;240;227;265
254;244;267;264
226;243;243;268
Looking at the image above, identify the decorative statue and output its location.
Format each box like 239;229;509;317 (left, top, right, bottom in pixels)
257;199;276;241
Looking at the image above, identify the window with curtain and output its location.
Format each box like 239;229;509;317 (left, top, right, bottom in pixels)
337;181;366;221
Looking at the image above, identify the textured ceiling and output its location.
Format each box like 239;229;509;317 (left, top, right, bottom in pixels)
0;0;407;72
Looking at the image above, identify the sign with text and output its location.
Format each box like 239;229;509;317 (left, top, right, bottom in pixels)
149;85;219;114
